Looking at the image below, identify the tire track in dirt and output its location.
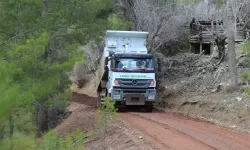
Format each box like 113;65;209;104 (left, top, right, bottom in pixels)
121;113;215;150
121;112;250;150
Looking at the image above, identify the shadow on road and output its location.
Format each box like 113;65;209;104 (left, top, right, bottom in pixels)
71;92;97;107
117;106;157;113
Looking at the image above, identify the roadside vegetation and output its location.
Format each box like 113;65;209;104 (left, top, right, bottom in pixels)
0;0;127;149
241;41;250;95
96;97;117;150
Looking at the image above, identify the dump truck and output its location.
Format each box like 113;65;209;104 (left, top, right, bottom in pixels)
96;30;157;112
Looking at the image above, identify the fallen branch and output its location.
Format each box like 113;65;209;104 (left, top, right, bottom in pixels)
237;53;247;59
197;69;206;78
215;52;225;66
213;66;225;84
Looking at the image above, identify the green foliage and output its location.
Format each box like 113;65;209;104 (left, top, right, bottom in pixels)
39;129;83;150
0;129;84;150
241;41;250;55
241;72;250;82
97;97;117;126
247;89;250;96
96;97;117;148
98;97;116;115
17;114;36;134
241;41;250;96
0;0;112;117
1;32;77;115
0;0;122;148
0;119;6;141
108;14;131;30
0;132;36;150
241;72;250;96
0;61;32;118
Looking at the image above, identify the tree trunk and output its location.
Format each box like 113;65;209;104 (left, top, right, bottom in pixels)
42;0;48;17
36;104;49;136
215;34;226;61
227;1;238;90
9;114;14;139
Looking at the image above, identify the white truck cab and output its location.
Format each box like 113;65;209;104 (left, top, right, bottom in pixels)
97;30;157;111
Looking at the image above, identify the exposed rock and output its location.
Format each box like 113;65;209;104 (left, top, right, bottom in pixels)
236;97;243;102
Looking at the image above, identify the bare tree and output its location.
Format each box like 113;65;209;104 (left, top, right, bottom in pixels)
71;41;103;87
198;0;250;89
82;41;103;74
116;0;191;55
227;1;238;89
206;0;250;89
115;0;250;90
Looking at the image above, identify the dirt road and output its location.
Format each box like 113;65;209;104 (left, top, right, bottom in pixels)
121;112;250;150
58;93;250;150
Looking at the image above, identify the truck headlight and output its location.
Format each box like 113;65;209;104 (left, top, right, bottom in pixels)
148;95;155;100
149;80;155;87
114;80;120;86
113;95;121;99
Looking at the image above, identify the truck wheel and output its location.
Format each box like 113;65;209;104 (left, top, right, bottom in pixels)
97;92;101;107
97;89;106;108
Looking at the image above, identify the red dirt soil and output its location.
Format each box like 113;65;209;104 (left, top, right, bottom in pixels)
121;112;250;150
56;93;97;136
70;92;97;106
57;92;250;150
56;92;159;149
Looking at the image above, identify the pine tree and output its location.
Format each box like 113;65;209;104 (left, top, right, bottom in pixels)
0;0;116;148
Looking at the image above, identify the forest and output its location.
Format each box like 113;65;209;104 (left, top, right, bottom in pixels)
0;0;250;149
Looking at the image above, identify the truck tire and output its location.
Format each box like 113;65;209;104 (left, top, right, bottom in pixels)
97;92;101;107
97;88;106;108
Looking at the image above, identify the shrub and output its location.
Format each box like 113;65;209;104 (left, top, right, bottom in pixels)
38;129;83;150
241;72;250;85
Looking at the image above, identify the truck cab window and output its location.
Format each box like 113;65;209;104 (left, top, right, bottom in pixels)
114;58;154;72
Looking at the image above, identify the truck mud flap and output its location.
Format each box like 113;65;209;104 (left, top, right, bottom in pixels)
125;94;145;105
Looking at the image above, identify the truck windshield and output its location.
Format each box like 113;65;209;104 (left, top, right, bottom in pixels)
114;58;154;72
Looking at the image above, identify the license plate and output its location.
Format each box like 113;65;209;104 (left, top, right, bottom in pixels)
131;97;139;102
125;94;145;105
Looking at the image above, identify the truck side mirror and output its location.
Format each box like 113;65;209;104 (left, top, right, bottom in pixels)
104;65;109;71
109;51;115;57
104;57;109;71
104;57;108;66
157;58;161;72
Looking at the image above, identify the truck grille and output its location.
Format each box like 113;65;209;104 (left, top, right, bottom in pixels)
116;79;152;89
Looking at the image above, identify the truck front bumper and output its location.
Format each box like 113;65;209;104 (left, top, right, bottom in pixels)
111;88;156;105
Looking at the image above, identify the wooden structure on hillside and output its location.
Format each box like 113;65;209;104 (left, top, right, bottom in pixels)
189;18;246;55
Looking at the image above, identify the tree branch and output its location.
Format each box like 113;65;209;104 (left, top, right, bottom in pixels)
0;27;40;46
